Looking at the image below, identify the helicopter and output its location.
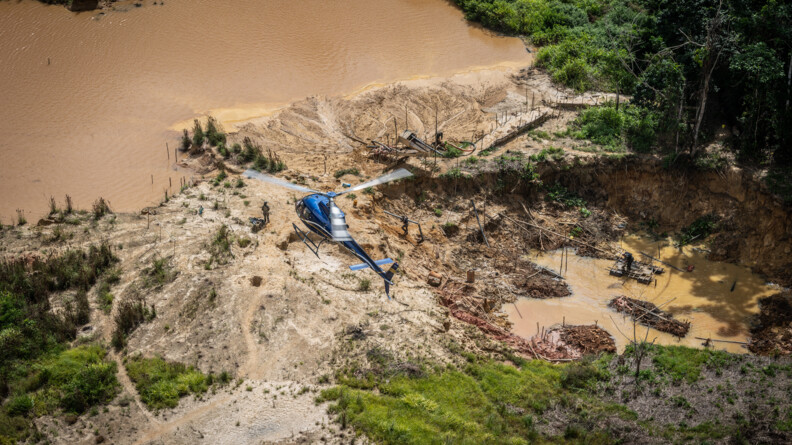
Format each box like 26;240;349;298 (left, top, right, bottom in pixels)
244;168;413;298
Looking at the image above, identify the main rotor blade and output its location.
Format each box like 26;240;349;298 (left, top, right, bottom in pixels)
244;169;320;194
336;168;413;195
329;201;352;242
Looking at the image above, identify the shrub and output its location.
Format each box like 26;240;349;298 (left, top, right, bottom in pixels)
439;168;463;179
358;279;371;292
443;145;463;158
40;346;119;414
240;137;261;163
529;147;564;162
112;297;155;350
5;395;33;417
92;197;112;220
205;116;226;147
180;129;191;151
677;215;718;247
141;256;176;288
572;104;658;153
191;119;204;148
334;168;360;179
125;356;210;410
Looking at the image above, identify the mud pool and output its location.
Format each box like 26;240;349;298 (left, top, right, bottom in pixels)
504;235;780;353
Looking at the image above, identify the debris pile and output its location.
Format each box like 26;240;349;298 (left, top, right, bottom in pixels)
608;296;690;337
438;281;615;360
558;325;617;355
749;292;792;355
530;325;616;360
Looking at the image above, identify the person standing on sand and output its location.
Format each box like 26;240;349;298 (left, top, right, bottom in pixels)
261;201;270;225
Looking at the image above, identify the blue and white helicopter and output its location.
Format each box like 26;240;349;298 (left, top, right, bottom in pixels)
244;168;413;298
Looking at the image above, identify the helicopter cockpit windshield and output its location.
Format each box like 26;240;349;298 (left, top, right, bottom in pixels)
296;201;311;221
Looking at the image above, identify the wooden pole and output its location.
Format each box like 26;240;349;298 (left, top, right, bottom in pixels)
166;142;169;160
471;200;489;248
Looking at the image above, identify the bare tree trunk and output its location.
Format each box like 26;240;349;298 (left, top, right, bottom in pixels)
786;53;792;111
675;83;685;154
691;1;725;156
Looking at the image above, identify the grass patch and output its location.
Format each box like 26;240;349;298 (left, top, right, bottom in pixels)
320;357;613;444
529;147;565;162
125;356;210;410
641;344;736;383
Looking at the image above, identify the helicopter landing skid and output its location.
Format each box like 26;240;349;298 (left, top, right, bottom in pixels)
292;223;325;257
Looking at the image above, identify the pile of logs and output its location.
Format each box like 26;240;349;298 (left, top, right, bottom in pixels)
609;296;691;337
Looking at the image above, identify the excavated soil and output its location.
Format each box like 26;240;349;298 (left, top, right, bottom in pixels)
749;291;792;355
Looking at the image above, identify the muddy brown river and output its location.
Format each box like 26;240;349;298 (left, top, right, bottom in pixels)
0;0;529;222
504;235;780;353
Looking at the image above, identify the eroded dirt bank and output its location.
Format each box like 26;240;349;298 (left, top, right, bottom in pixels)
537;159;792;287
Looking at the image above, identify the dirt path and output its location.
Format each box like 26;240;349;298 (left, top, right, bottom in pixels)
131;394;232;445
112;351;160;426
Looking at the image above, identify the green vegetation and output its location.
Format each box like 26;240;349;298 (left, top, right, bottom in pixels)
319;353;613;444
545;183;586;207
570;104;655;153
334;168;360;179
358;278;371;292
180;129;191;151
677;214;718;247
92;197;112;219
204;116;226;147
1;245;118;442
125;356;210;410
253;148;286;173
205;224;233;269
529;147;565;162
453;0;791;183
111;296;155;350
191;119;205;148
96;267;121;314
464;156;480;166
443;145;463;158
627;344;736;384
141;256;177;288
439;167;464;179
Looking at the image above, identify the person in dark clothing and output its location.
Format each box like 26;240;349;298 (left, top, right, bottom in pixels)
623;252;634;272
261;201;270;225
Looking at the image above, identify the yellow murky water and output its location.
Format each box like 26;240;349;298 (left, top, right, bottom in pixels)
0;0;530;221
504;235;780;353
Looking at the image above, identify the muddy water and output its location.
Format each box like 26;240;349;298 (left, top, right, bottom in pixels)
0;0;529;221
504;235;780;353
